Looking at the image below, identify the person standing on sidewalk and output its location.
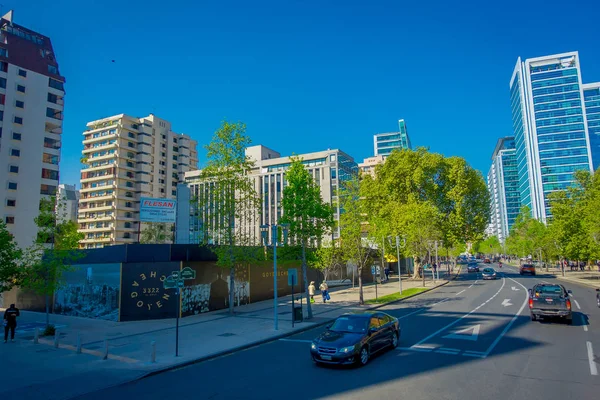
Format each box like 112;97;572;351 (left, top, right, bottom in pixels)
308;281;316;303
3;304;20;343
319;281;329;303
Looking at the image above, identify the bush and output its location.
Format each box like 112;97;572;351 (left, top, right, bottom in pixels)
43;324;56;337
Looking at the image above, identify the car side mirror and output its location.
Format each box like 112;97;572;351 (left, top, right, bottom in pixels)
528;289;532;297
567;290;572;295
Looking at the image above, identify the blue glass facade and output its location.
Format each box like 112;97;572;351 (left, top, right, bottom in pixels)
374;119;412;156
584;85;600;170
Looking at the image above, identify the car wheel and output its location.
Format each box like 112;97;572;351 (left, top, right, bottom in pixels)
358;346;370;366
531;313;537;321
391;331;399;349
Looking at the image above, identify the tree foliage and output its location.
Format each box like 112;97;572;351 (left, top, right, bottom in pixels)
0;221;22;293
140;223;171;244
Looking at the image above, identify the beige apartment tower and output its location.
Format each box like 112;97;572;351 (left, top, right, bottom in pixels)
78;114;198;248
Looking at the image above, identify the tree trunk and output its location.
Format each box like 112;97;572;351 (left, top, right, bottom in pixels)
229;266;235;315
358;271;364;305
302;243;313;319
45;293;50;328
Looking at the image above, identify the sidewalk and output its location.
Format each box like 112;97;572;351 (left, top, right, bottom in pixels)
1;267;459;399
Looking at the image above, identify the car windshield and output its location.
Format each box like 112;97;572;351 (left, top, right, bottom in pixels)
329;316;369;333
483;269;494;273
522;264;534;268
534;285;564;297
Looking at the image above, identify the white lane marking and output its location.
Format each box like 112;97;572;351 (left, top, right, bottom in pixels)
439;347;461;352
541;280;549;284
412;344;437;350
398;308;425;320
431;298;449;306
573;299;581;310
511;287;520;291
502;299;513;307
279;339;312;343
468;284;474;288
443;324;480;341
411;277;506;347
455;289;466;296
481;277;528;358
463;352;485;358
587;341;598;376
435;349;459;355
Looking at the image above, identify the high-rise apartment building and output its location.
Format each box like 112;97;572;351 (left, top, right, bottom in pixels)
0;11;65;247
510;52;594;223
56;184;79;224
583;83;600;170
176;145;358;245
374;119;411;157
78;114;198;248
487;137;520;242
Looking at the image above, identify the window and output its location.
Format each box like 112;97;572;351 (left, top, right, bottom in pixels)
12;132;21;141
128;142;134;148
8;182;17;190
48;65;57;74
5;217;14;224
0;62;7;72
0;110;3;121
6;200;16;207
161;152;166;157
0;77;5;88
0;48;7;57
128;132;135;139
48;78;64;91
368;317;379;329
44;137;60;149
330;154;337;162
46;107;62;120
124;222;131;228
9;165;18;173
18;69;27;77
162;134;166;140
16;84;25;93
14;116;23;124
125;202;132;208
40;184;57;195
41;168;59;180
47;93;58;104
171;190;177;196
11;149;20;157
172;163;177;169
172;155;178;161
15;100;24;108
161;143;166;148
42;153;59;164
0;94;4;105
173;146;178;152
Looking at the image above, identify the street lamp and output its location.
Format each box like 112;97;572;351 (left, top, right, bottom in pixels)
387;235;406;294
427;240;441;281
260;223;290;331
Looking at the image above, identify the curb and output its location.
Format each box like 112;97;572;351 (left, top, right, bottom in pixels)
555;275;600;289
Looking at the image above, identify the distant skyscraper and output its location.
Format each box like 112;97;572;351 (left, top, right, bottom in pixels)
583;83;600;170
57;184;79;224
374;119;411;157
487;137;520;242
510;52;594;223
0;11;65;247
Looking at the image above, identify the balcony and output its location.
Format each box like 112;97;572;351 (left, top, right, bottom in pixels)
136;153;152;164
82;142;117;154
80;237;114;244
79;225;113;233
135;182;152;193
137;134;153;145
136;164;153;174
85;120;118;133
80;193;115;203
45;121;62;135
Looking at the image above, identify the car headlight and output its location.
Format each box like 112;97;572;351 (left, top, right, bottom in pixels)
311;342;317;350
339;346;355;353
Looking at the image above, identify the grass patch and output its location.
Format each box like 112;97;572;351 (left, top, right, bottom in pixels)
365;287;429;304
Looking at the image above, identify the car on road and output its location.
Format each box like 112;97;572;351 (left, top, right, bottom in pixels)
481;267;497;280
528;283;573;324
484;258;491;264
310;311;400;366
520;263;536;276
467;263;479;273
597;288;600;308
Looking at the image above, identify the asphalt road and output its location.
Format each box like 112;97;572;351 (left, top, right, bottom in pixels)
79;263;600;400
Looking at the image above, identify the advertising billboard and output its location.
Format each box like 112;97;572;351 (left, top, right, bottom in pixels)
140;197;177;223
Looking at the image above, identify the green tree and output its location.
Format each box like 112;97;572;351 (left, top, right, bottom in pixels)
280;157;334;319
312;241;343;282
19;197;84;327
140;223;171;244
479;236;502;255
0;221;22;293
198;120;261;314
505;206;547;260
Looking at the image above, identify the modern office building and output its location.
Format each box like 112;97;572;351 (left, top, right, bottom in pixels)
583;83;600;170
176;145;358;245
510;52;594;223
487;137;520;242
56;184;79;224
78;114;198;248
374;119;412;157
0;10;65;247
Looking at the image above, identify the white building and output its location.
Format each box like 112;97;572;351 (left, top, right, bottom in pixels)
78;114;198;248
56;184;79;224
0;11;65;248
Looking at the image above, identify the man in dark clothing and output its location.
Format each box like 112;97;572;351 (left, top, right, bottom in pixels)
4;304;20;342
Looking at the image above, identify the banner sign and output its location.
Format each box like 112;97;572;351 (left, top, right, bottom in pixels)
140;197;177;223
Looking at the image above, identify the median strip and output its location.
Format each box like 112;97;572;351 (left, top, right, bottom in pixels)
365;287;429;304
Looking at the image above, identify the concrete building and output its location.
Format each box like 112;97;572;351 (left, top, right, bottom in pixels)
176;145;358;245
56;184;79;223
374;119;411;157
358;155;385;177
510;52;594;222
583;83;600;170
0;11;65;247
487;137;520;242
78;114;198;248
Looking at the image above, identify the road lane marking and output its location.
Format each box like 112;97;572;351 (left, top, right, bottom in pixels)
398;308;426;319
455;290;466;296
435;349;459;355
443;325;480;341
587;341;598;376
431;298;449;306
411;277;506;348
439;347;461;352
279;339;312;343
502;299;513;307
582;315;588;332
573;299;581;310
481;277;528;358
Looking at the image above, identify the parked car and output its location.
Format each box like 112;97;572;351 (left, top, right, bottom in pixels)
310;312;400;366
529;283;572;324
520;264;536;276
481;267;497;280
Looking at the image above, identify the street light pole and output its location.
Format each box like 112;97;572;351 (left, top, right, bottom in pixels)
395;236;405;294
435;240;439;281
261;223;289;331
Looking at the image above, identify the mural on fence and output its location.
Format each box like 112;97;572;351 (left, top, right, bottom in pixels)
53;263;121;321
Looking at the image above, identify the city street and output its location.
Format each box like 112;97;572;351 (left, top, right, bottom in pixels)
80;263;600;400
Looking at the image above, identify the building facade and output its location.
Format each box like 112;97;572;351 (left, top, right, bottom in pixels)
487;137;520;242
78;114;198;248
374;119;412;157
358;155;385;177
176;145;358;245
0;11;65;247
56;184;79;223
510;52;594;223
583;83;600;170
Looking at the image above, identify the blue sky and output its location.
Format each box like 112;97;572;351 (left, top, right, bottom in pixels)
7;0;600;187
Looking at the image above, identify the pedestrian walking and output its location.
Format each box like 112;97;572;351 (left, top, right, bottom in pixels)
319;281;329;303
308;281;316;303
384;267;390;282
3;304;20;343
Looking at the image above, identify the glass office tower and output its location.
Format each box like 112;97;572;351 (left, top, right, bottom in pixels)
510;52;594;222
583;83;600;170
374;119;412;157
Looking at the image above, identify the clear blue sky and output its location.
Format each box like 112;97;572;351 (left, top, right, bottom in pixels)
7;0;600;187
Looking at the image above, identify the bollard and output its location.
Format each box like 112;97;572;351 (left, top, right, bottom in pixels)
76;333;82;354
103;339;109;360
151;341;156;363
54;331;59;348
34;328;39;344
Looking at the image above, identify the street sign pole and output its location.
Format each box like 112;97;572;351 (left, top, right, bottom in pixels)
396;236;402;294
291;274;295;328
175;287;180;357
273;225;278;331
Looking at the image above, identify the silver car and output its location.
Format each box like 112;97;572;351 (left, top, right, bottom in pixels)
482;268;497;280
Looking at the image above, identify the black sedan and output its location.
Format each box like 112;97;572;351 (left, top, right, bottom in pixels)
310;312;400;366
467;263;479;273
